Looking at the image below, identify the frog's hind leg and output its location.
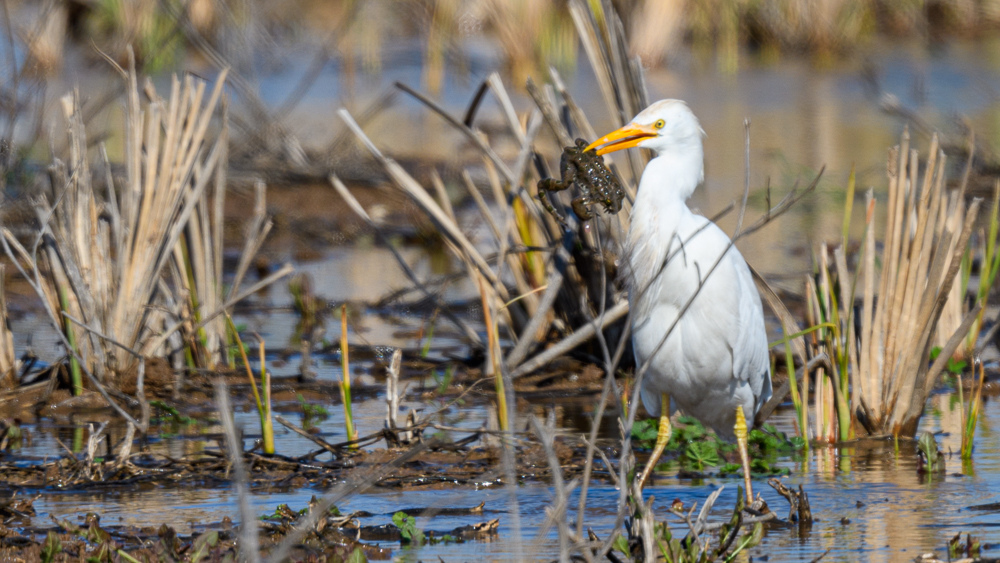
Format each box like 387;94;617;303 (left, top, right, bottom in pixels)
537;180;571;230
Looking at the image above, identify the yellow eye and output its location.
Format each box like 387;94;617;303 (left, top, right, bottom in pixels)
654;119;665;129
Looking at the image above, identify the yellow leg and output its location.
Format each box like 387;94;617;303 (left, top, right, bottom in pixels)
735;406;753;504
637;394;671;488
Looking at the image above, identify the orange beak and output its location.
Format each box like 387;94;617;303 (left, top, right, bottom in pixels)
586;123;659;155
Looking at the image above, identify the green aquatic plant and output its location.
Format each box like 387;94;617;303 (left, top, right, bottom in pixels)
340;304;358;444
633;417;802;476
59;285;83;396
949;532;981;560
227;315;274;455
297;394;330;431
918;432;945;474
149;400;196;426
392;511;424;545
930;346;967;376
40;532;60;563
965;184;1000;358
960;359;986;460
90;0;183;71
433;365;455;394
685;441;720;471
620;485;762;562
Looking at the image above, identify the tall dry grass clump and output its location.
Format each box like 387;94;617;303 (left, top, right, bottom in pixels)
856;131;980;437
2;56;290;402
797;130;984;441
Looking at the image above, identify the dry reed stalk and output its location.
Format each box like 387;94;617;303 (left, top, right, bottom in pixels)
215;381;260;563
0;265;16;387
161;99;261;370
477;272;509;432
855;131;982;437
338;109;510;302
629;0;684;67
3;53;288;406
934;196;966;353
529;412;574;563
22;0;66;75
834;245;859;419
805;274;825;442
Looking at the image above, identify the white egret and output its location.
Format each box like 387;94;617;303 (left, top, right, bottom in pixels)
587;100;771;502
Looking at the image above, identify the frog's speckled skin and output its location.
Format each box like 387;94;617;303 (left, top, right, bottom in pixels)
537;138;624;228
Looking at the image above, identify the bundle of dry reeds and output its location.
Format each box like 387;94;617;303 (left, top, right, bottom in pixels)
855;132;982;437
1;55;290;403
800;131;982;440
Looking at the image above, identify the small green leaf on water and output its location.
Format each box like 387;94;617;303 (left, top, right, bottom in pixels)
631;419;659;444
930;346;943;361
41;532;61;563
345;547;368;563
613;533;630;555
719;462;741;475
685;441;720;470
189;530;218;562
392;511;423;544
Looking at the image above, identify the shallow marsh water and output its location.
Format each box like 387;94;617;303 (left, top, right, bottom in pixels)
5;29;1000;563
12;395;1000;561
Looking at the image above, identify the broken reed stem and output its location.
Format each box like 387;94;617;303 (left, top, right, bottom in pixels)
214;381;261;562
0;265;13;386
477;273;508;432
962;359;986;459
258;335;274;455
59;284;83;396
225;313;273;454
340;304;357;444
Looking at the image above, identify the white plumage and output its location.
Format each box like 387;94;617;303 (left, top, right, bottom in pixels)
588;100;771;492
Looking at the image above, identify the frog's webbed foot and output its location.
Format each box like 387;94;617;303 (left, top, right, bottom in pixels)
572;196;594;221
602;195;623;215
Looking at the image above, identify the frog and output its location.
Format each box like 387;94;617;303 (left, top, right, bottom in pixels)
537;138;625;229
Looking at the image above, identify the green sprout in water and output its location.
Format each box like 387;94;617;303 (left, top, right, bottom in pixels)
297;393;330;431
918;432;946;475
149;400;197;427
930;346;967;376
433;365;455;394
392;511;424;545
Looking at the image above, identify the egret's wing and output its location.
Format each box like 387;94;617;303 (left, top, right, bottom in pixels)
730;251;770;389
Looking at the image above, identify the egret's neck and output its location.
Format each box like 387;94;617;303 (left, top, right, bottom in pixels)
635;148;704;210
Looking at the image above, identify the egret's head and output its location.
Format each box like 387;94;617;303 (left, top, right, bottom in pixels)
586;100;704;156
